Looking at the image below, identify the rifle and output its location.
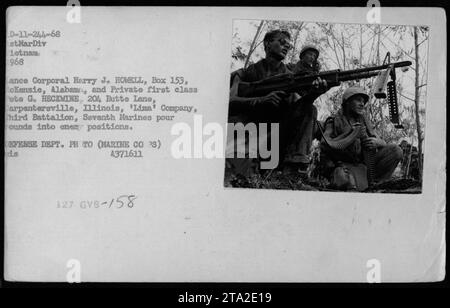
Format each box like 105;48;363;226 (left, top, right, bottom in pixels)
238;61;411;97
238;58;411;127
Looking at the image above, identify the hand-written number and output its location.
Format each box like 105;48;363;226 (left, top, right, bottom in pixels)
111;195;137;208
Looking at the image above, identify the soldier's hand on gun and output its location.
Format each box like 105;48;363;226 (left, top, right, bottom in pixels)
362;137;382;150
362;137;385;149
259;91;287;108
311;77;328;94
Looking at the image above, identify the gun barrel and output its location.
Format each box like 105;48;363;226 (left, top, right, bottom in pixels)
339;71;380;82
339;61;412;76
236;60;412;97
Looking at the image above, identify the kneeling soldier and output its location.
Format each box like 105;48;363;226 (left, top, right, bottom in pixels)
320;86;403;191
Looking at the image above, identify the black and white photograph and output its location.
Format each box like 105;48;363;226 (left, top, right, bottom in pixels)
225;19;428;193
2;4;446;288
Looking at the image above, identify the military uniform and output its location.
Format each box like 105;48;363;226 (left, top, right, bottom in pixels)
226;56;324;178
283;45;322;169
226;58;293;178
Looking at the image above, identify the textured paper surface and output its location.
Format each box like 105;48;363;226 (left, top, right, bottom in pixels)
4;6;446;282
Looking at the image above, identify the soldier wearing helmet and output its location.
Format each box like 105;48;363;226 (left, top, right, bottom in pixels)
319;86;403;191
292;45;321;74
227;30;328;182
282;44;323;174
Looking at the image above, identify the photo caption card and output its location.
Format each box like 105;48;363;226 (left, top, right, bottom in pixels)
4;6;446;282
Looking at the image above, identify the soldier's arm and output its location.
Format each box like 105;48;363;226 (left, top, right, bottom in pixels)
322;119;362;150
229;73;261;111
229;74;287;112
295;77;329;105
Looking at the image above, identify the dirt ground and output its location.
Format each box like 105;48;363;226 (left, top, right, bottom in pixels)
225;172;422;194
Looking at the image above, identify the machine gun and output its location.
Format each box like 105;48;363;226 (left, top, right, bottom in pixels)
238;55;411;127
372;52;405;128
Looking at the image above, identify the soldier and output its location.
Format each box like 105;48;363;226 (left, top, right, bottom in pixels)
226;30;328;181
291;45;321;75
320;86;403;191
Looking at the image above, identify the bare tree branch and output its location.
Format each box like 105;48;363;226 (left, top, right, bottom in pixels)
399;93;415;102
413;26;423;180
244;20;265;69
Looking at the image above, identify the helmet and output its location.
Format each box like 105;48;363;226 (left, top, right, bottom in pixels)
299;45;319;59
342;87;369;105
